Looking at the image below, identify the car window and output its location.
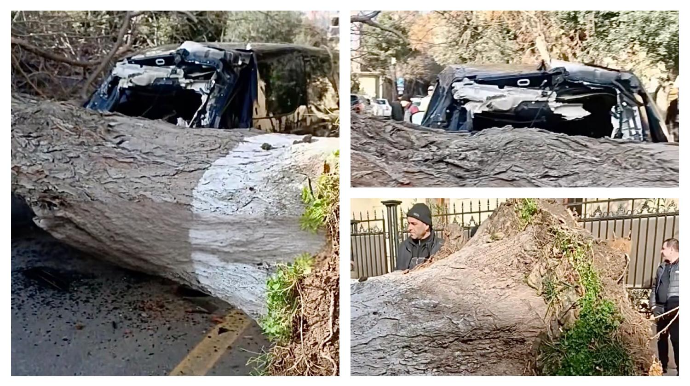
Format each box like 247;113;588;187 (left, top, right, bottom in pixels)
258;52;307;115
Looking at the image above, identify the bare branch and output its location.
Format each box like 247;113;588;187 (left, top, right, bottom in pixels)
350;11;381;23
80;11;139;100
11;54;45;97
350;11;407;42
11;37;101;67
176;11;198;23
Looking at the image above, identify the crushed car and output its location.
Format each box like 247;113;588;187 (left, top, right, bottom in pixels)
421;61;670;142
86;41;338;134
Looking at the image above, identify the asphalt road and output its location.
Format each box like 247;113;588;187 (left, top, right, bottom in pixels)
11;225;270;376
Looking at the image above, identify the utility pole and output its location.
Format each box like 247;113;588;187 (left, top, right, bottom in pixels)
390;57;397;101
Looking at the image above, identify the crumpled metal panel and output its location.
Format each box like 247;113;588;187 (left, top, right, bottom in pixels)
421;61;669;142
85;41;257;129
451;78;589;120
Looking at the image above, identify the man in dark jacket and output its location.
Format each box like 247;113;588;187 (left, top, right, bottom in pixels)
650;238;679;375
396;203;443;271
390;97;404;122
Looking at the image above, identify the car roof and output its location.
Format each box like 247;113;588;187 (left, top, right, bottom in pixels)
442;63;543;79
131;41;334;60
438;61;630;86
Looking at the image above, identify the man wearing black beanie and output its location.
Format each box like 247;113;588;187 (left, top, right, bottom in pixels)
396;203;444;271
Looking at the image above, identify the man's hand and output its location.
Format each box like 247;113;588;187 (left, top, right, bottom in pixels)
652;305;664;317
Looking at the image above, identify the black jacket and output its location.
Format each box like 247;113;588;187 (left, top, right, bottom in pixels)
396;232;443;270
390;101;404;121
650;260;680;315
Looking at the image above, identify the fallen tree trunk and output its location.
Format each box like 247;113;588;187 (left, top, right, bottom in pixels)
351;114;679;187
351;199;653;375
11;94;338;319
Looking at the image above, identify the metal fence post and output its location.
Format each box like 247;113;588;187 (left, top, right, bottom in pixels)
382;200;402;272
350;219;358;277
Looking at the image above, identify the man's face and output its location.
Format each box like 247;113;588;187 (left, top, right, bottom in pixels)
407;217;429;240
661;243;679;262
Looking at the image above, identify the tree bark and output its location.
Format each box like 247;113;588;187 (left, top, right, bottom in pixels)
350;199;653;375
351;114;679;187
11;94;338;319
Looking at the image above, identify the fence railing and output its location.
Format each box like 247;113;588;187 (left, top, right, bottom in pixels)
351;198;679;288
564;198;679;289
350;211;388;278
351;199;500;278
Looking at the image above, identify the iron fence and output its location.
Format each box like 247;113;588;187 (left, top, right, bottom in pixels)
350;211;388;278
351;199;679;287
565;198;679;289
351;199;500;278
397;199;500;242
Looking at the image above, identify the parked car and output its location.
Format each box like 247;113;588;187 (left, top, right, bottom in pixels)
372;98;392;118
351;94;365;114
411;110;425;125
421;61;670;142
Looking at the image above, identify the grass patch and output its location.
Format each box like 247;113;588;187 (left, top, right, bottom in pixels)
252;150;340;375
516;198;538;228
300;151;339;233
541;274;561;305
539;229;635;375
540;274;575;312
246;350;272;376
259;254;313;343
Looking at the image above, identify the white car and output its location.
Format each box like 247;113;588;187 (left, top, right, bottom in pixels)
372;98;392;118
411;111;425;125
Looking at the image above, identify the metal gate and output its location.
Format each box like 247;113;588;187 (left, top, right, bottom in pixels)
350;213;388;278
565;198;679;289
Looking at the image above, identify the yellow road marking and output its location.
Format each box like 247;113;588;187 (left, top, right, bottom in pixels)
169;308;252;376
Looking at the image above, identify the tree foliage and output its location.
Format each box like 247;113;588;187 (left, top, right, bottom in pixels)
352;11;442;94
353;12;415;72
558;11;679;75
353;11;679;89
222;11;305;44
